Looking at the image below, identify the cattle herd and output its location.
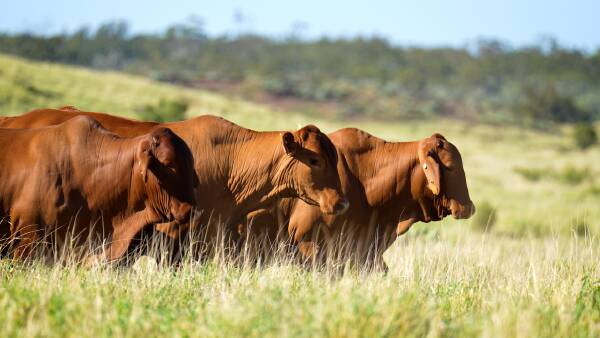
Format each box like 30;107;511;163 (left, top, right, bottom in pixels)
0;106;475;267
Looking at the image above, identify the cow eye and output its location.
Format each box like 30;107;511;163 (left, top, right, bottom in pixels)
308;158;320;167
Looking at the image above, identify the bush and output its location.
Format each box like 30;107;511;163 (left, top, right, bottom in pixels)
514;165;590;185
520;84;590;123
511;219;547;238
514;167;546;182
138;98;188;122
471;201;497;232
570;219;592;237
557;166;590;185
572;123;597;150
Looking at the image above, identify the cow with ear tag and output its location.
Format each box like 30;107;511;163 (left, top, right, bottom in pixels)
244;129;475;268
0;117;197;262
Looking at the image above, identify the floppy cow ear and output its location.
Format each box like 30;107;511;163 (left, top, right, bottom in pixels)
139;139;155;182
422;155;441;195
282;132;300;155
193;172;199;188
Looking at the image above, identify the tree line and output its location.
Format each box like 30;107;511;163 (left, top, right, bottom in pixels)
1;20;599;124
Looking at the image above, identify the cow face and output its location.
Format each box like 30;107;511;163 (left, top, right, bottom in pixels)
418;134;475;220
136;127;197;223
282;125;349;215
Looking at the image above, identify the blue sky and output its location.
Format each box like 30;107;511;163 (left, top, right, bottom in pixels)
1;0;598;49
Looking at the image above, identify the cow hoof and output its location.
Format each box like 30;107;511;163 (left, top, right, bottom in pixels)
84;254;104;268
132;255;158;274
298;242;318;259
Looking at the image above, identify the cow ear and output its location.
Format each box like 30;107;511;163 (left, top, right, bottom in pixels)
139;139;156;182
419;138;441;195
282;132;300;155
193;172;199;188
422;156;441;195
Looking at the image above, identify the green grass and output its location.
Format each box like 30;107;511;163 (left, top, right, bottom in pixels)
1;54;600;337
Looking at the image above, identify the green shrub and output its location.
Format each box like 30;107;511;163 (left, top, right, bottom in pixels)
572;123;597;150
557;166;590;185
514;167;546;182
471;201;497;232
514;165;590;185
574;275;600;324
520;84;590;123
511;219;547;238
571;219;592;237
138;98;188;122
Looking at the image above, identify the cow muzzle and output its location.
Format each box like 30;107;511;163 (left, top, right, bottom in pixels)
451;201;476;219
318;190;349;216
171;202;193;223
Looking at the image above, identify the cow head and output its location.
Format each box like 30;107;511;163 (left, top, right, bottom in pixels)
282;125;349;215
136;127;198;223
418;133;475;220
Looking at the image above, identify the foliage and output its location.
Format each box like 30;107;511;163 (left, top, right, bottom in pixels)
557;166;591;185
1;21;599;123
571;219;592;237
471;201;497;232
138;98;189;122
514;167;546;182
519;84;590;124
513;165;591;185
572;122;598;150
574;275;600;326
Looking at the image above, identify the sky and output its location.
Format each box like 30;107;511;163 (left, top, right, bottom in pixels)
1;0;598;50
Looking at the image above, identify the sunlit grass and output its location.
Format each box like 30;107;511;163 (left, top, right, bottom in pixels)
1;231;598;337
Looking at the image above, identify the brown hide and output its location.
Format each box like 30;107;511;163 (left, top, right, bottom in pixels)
0;116;196;260
0;107;347;244
246;128;475;266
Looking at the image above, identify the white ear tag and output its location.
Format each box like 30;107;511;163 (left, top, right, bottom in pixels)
423;163;428;170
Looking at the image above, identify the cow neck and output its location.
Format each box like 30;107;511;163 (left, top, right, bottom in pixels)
227;130;295;216
87;133;142;212
354;141;420;207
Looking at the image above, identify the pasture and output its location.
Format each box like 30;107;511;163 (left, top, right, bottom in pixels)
1;54;599;337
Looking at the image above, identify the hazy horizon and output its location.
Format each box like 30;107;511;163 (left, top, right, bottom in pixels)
2;0;598;50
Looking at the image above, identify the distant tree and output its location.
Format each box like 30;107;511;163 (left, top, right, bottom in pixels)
520;84;589;123
1;21;600;124
572;123;597;150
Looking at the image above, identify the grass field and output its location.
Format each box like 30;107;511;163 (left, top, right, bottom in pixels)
1;54;599;337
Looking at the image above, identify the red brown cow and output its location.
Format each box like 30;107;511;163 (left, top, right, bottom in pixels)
0;116;197;261
0;107;348;248
246;128;475;267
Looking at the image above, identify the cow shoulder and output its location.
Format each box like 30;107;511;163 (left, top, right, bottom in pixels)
61;116;117;142
329;128;385;154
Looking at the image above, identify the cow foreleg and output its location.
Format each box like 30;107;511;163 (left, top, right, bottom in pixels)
94;211;155;263
12;222;41;260
396;217;417;236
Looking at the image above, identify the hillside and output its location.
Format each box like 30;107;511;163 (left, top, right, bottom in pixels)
2;25;599;124
0;53;307;130
0;55;599;337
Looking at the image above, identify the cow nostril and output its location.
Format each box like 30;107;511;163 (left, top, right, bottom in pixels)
334;198;350;215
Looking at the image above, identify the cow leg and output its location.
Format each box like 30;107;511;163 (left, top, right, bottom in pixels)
13;222;40;260
396;217;418;236
95;211;155;263
297;241;318;259
288;205;326;262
